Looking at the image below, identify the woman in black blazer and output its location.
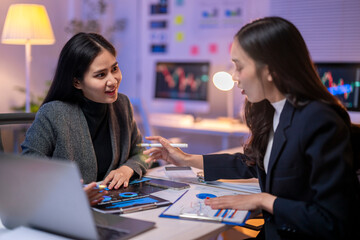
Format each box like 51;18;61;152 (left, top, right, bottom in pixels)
144;17;360;240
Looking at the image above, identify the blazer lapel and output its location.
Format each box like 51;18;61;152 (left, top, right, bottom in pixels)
265;101;294;192
257;167;267;192
78;107;98;182
108;104;120;174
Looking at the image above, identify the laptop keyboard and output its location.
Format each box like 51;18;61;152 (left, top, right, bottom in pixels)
96;225;129;240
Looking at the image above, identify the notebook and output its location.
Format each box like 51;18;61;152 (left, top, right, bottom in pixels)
0;152;155;240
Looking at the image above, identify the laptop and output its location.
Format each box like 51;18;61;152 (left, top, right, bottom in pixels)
0;152;155;240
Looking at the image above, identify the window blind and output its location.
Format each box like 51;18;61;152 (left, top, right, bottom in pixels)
269;0;360;62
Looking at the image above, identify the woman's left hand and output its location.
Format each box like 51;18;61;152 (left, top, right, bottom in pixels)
102;165;134;190
204;193;276;214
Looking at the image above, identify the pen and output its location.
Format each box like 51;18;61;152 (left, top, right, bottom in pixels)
179;213;222;222
137;143;188;148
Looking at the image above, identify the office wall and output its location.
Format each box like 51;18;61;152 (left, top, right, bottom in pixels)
270;0;360;62
139;0;269;118
112;0;141;98
0;0;72;113
1;0;360;121
136;0;360;121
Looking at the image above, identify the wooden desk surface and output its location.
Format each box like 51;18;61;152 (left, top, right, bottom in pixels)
127;166;231;240
0;164;257;240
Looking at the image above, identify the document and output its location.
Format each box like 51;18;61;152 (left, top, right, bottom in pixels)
159;185;250;226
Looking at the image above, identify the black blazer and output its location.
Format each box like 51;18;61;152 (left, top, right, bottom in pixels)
204;101;360;240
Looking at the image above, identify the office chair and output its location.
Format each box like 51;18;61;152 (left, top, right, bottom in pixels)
129;97;182;166
129;97;153;138
0;113;36;153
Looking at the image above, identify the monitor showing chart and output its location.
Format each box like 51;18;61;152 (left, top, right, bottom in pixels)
153;61;210;114
315;63;360;111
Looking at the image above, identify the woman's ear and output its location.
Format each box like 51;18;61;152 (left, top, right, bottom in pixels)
73;78;82;89
263;65;273;82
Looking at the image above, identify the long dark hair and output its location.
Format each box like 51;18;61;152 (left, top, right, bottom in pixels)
43;32;116;105
236;17;349;167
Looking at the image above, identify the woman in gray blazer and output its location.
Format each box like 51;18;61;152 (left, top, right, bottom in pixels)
143;17;360;239
22;33;149;195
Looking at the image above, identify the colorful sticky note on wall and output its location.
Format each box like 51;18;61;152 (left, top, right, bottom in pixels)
209;43;218;54
190;45;199;56
174;15;184;25
175;32;185;42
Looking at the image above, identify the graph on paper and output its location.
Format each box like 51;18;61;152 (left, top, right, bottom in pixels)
161;185;249;224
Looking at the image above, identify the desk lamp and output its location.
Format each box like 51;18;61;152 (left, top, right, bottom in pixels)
1;4;55;112
213;71;234;119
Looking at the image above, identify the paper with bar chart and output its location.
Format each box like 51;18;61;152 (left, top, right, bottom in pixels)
159;184;250;225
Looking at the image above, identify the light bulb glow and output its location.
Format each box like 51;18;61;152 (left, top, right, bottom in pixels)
212;71;234;91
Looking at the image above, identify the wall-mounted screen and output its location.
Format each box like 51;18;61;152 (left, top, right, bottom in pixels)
315;63;360;111
155;62;209;101
153;61;210;114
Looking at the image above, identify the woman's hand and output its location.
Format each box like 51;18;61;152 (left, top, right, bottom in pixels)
83;182;107;206
143;136;190;166
102;165;134;190
204;193;276;214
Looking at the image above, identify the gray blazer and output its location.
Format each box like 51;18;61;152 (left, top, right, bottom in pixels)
21;94;148;183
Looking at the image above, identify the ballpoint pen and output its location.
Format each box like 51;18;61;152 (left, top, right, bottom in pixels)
137;143;188;148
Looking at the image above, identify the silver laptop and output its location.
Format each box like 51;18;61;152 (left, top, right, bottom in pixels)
0;152;155;240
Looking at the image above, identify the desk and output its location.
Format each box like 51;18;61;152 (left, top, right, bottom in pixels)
149;113;249;150
0;165;258;240
127;167;228;240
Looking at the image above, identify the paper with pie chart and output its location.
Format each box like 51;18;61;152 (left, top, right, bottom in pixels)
160;185;250;225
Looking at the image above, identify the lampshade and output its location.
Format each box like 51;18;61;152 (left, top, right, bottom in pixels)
1;4;55;45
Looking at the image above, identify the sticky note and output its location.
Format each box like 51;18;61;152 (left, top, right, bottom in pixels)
190;45;199;56
209;43;218;54
175;32;185;42
174;15;184;25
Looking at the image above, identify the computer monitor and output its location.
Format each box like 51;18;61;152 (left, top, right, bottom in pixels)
153;61;210;114
315;62;360;111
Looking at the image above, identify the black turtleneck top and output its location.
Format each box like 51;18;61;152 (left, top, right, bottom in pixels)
80;98;112;181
